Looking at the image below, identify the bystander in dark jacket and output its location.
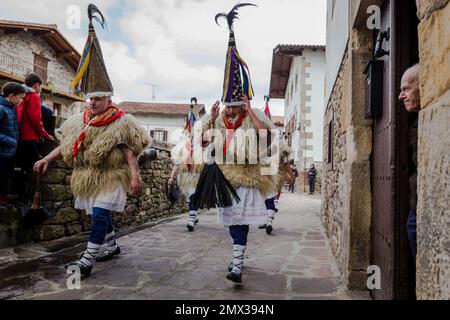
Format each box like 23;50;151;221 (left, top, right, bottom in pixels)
308;164;317;194
0;82;26;204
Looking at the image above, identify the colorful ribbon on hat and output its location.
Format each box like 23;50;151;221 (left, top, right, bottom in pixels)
71;34;94;91
222;32;254;104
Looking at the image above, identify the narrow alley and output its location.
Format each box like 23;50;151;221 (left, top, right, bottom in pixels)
0;193;369;300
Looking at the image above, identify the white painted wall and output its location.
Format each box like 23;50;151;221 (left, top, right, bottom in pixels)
132;114;187;145
284;48;325;166
325;0;350;104
307;49;326;163
285;57;301;164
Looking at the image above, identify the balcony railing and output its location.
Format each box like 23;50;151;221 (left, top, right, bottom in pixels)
0;51;75;96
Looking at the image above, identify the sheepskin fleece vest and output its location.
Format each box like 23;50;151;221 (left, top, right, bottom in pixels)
170;136;203;196
178;164;203;196
55;112;151;198
171;109;292;197
208;109;291;198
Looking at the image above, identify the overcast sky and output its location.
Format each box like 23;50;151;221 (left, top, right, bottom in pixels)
0;0;326;116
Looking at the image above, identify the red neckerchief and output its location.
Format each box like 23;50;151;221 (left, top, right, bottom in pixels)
72;104;125;158
183;111;197;172
222;111;248;155
183;138;194;172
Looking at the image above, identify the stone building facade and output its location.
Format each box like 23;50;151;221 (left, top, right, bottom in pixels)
269;45;326;193
322;39;372;292
0;151;187;249
119;102;206;145
0;20;85;117
415;0;450;300
322;0;449;300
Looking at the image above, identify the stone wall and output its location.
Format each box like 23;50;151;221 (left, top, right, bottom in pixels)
322;49;350;285
0;152;187;248
321;27;374;290
415;0;450;300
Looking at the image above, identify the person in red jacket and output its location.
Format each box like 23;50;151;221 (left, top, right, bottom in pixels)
15;73;54;198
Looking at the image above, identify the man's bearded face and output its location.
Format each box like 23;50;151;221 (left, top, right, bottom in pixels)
224;105;243;119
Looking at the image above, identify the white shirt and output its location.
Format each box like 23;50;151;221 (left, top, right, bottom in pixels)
74;183;127;215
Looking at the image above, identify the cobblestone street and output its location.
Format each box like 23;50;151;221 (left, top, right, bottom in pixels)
0;193;370;300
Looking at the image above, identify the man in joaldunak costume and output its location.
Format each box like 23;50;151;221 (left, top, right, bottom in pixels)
179;3;292;284
34;4;151;277
169;99;202;232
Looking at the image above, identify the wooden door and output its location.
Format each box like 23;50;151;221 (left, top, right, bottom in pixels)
371;0;419;300
370;0;396;300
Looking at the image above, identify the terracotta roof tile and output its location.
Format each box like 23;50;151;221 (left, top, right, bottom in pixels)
119;102;206;117
271;116;285;124
271;116;285;128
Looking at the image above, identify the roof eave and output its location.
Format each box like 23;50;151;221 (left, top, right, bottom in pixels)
269;44;325;98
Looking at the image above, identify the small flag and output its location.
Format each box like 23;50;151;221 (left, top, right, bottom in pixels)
264;99;271;120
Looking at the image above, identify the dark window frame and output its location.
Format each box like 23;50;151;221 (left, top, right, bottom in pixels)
33;53;49;83
151;129;168;142
327;117;334;169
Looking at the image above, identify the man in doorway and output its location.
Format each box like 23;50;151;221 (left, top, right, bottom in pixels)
399;64;420;258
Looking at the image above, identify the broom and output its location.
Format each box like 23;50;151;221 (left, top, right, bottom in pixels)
23;172;48;227
190;122;240;209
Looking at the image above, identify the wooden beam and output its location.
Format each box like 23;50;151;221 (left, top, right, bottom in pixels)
273;71;290;77
0;72;82;102
269;91;285;99
4;29;19;35
271;71;289;78
0;70;24;82
41;85;85;102
56;51;75;59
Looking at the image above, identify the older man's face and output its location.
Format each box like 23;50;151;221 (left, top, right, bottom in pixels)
89;96;110;116
399;73;420;112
